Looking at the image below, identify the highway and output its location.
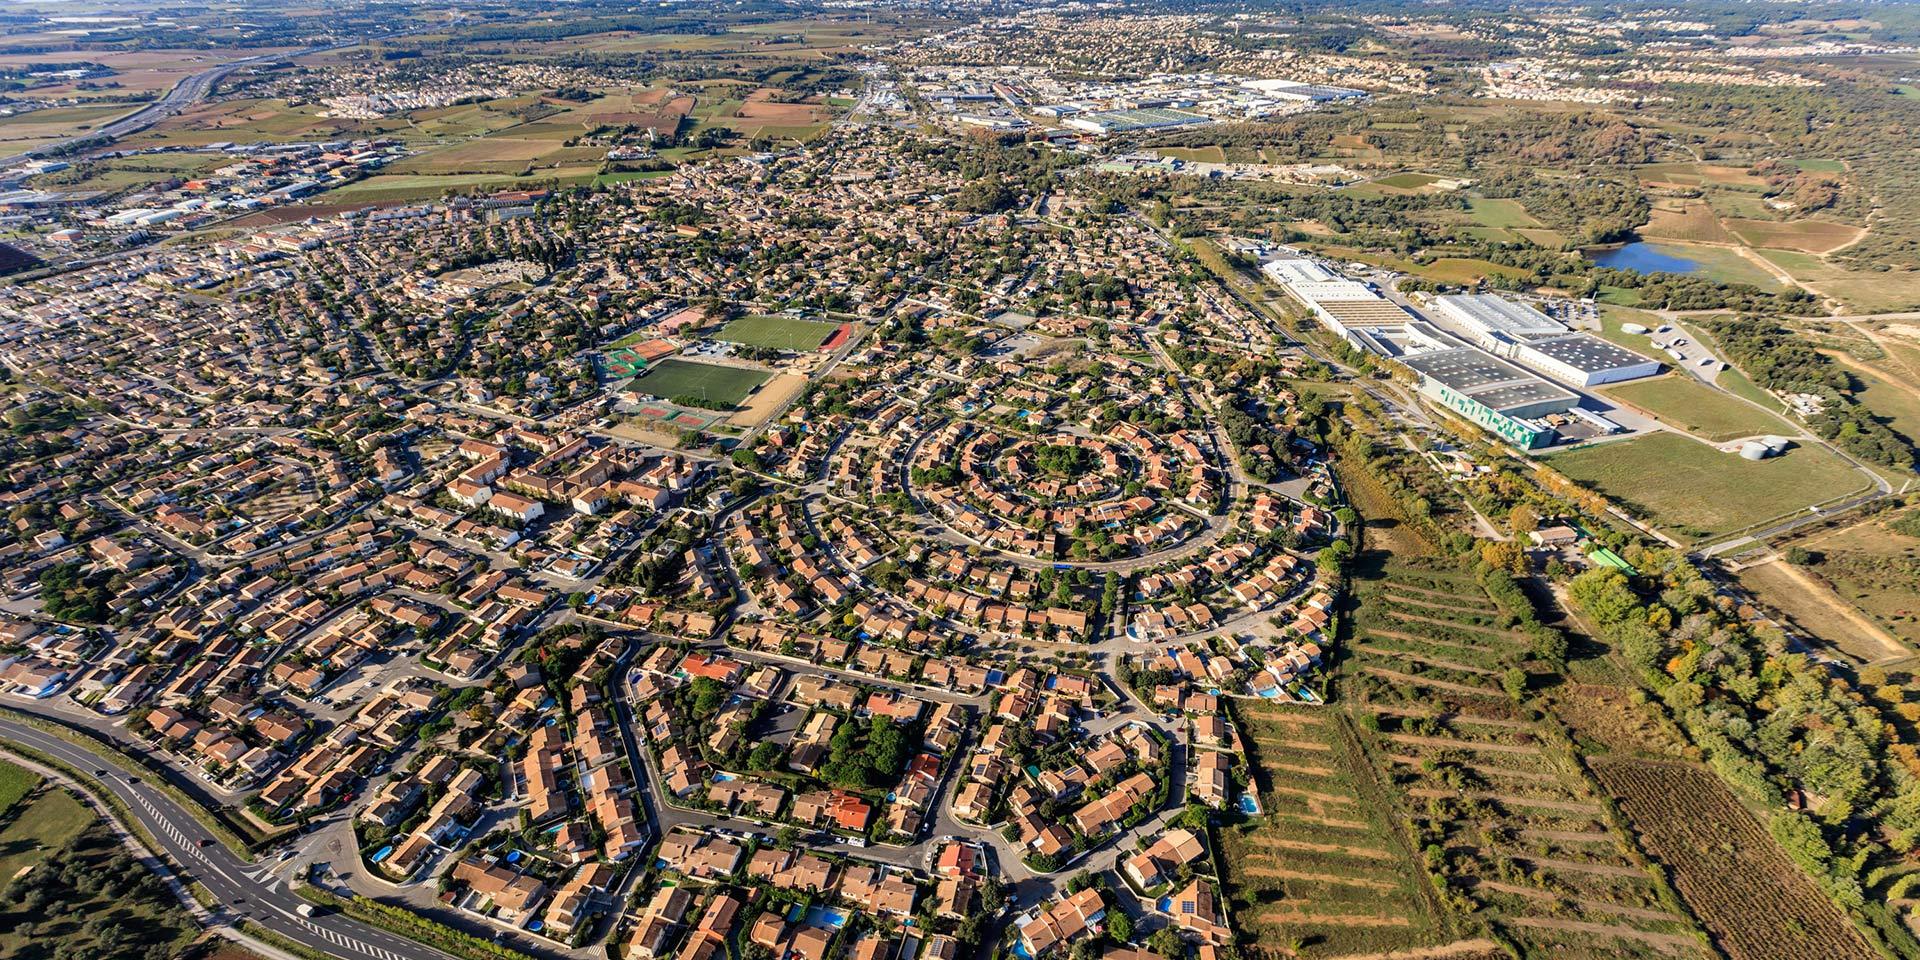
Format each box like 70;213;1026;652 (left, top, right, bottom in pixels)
0;28;431;168
0;717;461;960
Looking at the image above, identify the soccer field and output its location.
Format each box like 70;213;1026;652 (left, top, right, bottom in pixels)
716;315;841;351
629;359;769;409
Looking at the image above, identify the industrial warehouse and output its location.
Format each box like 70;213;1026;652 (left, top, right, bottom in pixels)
1262;257;1661;449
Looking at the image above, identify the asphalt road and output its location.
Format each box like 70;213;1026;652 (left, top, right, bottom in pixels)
0;29;430;167
0;717;459;960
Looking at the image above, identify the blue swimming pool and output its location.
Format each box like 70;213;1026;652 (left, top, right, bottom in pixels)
1237;794;1260;815
800;905;848;929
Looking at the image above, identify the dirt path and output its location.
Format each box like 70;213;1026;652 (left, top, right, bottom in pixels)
1361;627;1507;658
1515;854;1650;879
1354;644;1499;677
1267;810;1374;830
1238;864;1398;891
1386;734;1541;756
1504;916;1703;955
1741;558;1907;663
1519;828;1616;844
1387;755;1561;784
1308;938;1503;960
1383;591;1493;616
1380;610;1525;640
1370;706;1530;730
1250;734;1333;753
1262;760;1335;778
1255;908;1413;928
1471;880;1681;922
1409;788;1600;815
1379;581;1477;602
1248;838;1397;860
1266;783;1359;809
1363;667;1497;698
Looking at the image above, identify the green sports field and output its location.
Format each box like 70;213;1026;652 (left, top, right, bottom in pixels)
715;314;840;351
628;358;769;408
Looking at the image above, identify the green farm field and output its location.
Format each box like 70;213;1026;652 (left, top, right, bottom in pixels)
1545;432;1869;542
1219;699;1449;958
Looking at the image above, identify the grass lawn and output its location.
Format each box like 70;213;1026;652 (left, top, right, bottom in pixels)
715;314;840;351
628;358;769;409
1793;158;1847;173
1545;432;1869;542
1463;197;1543;229
1371;171;1447;190
0;760;38;819
1154;145;1226;163
1600;375;1795;442
0;788;93;883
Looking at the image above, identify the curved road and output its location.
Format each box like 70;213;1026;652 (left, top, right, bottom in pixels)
0;27;432;167
0;717;458;960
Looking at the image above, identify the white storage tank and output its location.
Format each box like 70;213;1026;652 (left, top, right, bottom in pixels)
1739;441;1772;461
1620;322;1649;335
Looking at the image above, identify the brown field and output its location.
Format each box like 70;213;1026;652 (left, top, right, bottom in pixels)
729;372;808;429
1761;506;1920;651
1640;201;1735;245
1591;759;1875;960
1723;218;1866;254
1736;557;1910;662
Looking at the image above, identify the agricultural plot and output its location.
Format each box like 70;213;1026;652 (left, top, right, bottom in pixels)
1544;433;1868;543
1342;565;1712;959
1723;219;1865;255
1591;759;1875;960
1638;201;1735;245
716;314;842;351
388;137;605;176
1634;162;1770;190
327;169;600;201
627;358;769;409
1343;565;1526;707
1219;700;1450;958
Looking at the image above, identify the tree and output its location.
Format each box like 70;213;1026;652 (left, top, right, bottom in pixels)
1502;668;1529;701
1148;929;1184;959
1508;503;1540;535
